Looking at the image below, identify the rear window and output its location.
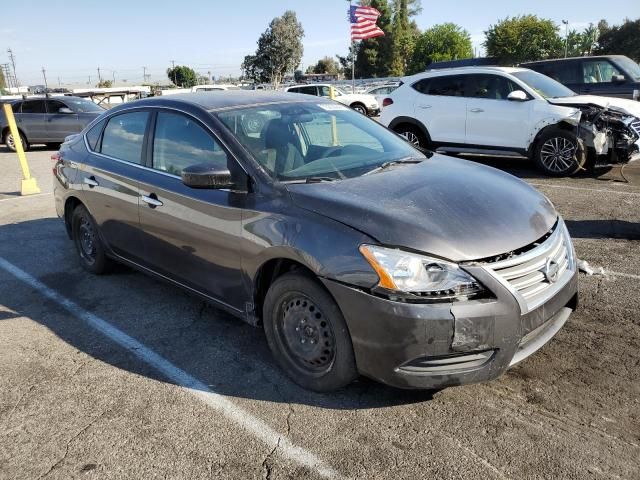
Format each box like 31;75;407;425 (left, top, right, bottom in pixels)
21;100;46;113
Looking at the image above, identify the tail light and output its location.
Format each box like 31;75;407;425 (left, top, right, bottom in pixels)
382;98;393;107
51;152;61;175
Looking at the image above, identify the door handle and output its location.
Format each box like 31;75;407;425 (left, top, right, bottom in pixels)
418;104;432;109
141;194;163;208
83;176;99;188
470;108;484;113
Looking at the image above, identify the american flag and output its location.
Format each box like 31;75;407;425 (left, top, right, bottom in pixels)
350;5;384;41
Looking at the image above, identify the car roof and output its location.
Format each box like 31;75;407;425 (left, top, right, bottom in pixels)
405;66;530;82
118;91;328;112
521;55;629;65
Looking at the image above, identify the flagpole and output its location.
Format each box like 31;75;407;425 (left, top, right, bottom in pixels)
349;0;355;94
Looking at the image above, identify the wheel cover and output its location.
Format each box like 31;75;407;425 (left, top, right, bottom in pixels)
278;295;336;373
6;133;15;150
78;216;97;264
353;105;366;114
400;130;420;146
540;137;576;173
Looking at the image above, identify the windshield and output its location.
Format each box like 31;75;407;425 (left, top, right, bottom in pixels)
615;56;640;81
64;98;105;113
512;70;577;99
216;102;424;182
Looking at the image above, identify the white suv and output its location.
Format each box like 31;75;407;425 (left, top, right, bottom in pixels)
284;84;380;116
380;67;640;176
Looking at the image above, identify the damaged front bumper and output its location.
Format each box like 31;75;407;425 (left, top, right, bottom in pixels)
321;219;579;390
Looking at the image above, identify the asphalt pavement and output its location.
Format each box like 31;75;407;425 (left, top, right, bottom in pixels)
1;146;639;479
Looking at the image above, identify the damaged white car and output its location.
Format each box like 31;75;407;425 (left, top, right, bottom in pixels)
380;66;640;176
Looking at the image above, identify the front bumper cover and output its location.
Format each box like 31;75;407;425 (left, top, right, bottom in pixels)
321;268;578;390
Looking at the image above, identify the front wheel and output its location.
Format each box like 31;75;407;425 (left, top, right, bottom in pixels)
71;205;113;274
350;103;367;115
263;272;358;392
534;128;586;176
394;124;429;150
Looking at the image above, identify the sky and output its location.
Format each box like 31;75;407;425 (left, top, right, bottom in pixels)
2;0;639;87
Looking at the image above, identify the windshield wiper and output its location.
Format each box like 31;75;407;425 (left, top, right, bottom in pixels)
305;176;336;183
363;157;423;176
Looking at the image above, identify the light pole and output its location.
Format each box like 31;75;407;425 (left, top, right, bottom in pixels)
562;20;569;58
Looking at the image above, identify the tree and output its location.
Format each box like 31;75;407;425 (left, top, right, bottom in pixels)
96;79;113;88
354;0;393;78
242;11;304;88
389;0;421;76
336;44;357;78
166;65;198;88
596;18;640;61
484;15;563;64
0;68;6;93
407;23;473;74
310;56;340;75
565;24;599;57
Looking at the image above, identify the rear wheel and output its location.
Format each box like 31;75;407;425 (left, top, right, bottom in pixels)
46;142;62;149
4;131;29;152
394;124;429;150
263;272;358;392
534;128;586;176
71;204;113;274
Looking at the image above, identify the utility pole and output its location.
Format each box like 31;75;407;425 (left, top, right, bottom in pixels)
58;77;61;87
41;67;48;91
112;71;116;83
97;67;102;84
562;20;569;58
171;60;177;86
7;48;18;87
88;75;92;86
143;66;149;83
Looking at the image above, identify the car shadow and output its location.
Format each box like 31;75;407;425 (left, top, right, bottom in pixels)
565;219;640;240
0;217;436;410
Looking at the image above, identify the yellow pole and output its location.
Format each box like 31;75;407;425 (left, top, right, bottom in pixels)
2;103;40;195
329;86;339;146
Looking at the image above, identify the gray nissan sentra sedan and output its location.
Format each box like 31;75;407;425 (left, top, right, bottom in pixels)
53;91;578;392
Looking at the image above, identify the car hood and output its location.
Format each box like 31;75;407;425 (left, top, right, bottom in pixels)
287;156;557;262
548;95;640;117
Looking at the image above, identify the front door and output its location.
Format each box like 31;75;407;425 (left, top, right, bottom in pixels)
579;58;628;98
46;99;80;141
464;74;533;150
137;110;245;310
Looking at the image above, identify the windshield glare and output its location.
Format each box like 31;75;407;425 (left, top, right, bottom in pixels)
616;56;640;81
217;102;424;182
65;98;105;113
513;70;577;99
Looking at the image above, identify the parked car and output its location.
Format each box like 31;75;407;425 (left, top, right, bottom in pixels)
284;84;380;116
521;55;640;101
54;91;578;392
380;66;640;176
1;96;104;151
191;84;242;92
365;84;400;109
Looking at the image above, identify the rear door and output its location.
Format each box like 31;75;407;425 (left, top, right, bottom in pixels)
46;99;80;141
17;100;47;141
79;110;150;261
534;60;582;93
137;110;245;309
464;74;533;149
412;75;467;144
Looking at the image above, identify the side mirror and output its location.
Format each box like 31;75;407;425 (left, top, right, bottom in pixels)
612;74;626;84
507;90;529;102
181;163;234;189
58;107;74;114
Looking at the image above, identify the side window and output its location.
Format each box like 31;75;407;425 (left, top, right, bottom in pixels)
21;100;46;113
152;112;228;175
582;60;622;83
288;87;300;93
466;74;518;100
47;100;67;113
542;62;580;84
421;76;465;96
298;86;318;96
318;86;331;97
412;79;430;94
85;119;106;151
11;102;22;113
100;111;149;164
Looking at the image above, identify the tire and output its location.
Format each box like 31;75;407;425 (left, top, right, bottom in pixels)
350;103;367;115
534;128;586;177
393;124;429;150
71;204;113;274
46;142;62;149
4;130;29;152
263;272;358;392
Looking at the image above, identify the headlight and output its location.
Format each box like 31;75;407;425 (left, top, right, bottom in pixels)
359;245;485;300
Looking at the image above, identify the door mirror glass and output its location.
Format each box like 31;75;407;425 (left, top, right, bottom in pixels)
507;90;528;101
612;74;626;84
58;107;74;114
181;163;234;189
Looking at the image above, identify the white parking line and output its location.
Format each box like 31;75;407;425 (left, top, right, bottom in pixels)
0;257;344;480
0;192;52;202
607;270;640;280
529;183;640;197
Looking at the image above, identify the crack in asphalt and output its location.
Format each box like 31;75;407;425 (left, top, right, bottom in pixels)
262;437;281;480
2;384;36;431
38;408;110;479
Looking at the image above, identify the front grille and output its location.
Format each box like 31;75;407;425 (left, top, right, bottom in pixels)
482;220;574;314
